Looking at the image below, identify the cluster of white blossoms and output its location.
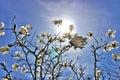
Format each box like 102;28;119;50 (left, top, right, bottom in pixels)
0;46;9;54
104;41;119;52
12;63;28;73
112;53;120;61
0;22;5;36
19;24;32;36
106;29;116;38
70;36;87;49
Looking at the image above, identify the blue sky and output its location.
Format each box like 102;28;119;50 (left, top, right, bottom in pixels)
0;0;120;79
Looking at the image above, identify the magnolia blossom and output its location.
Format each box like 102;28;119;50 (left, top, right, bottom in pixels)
48;74;52;79
37;39;43;44
36;71;40;77
96;70;102;76
40;33;51;39
106;29;116;38
104;41;119;52
70;36;87;49
0;46;9;54
21;66;28;73
25;24;32;31
112;54;120;61
14;51;22;59
68;78;73;80
12;63;20;71
19;25;32;36
103;44;113;52
93;77;100;80
62;25;74;36
111;41;119;49
0;22;5;36
18;38;24;45
2;77;10;80
36;57;42;64
87;32;93;38
52;19;62;27
59;62;69;67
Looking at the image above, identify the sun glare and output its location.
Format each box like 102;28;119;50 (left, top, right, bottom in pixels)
57;19;75;35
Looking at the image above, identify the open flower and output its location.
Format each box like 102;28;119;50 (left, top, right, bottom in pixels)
25;24;32;31
96;70;102;76
21;65;28;73
111;41;119;49
68;78;73;80
40;33;51;39
103;44;113;52
36;71;40;77
19;26;28;36
37;39;43;44
48;74;52;79
0;22;5;36
12;63;20;71
106;29;116;38
70;36;87;49
19;25;32;36
87;32;93;38
52;19;62;27
112;54;120;61
14;51;22;59
0;46;9;54
2;77;10;80
36;57;42;64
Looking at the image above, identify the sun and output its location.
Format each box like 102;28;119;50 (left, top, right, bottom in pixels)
57;19;75;35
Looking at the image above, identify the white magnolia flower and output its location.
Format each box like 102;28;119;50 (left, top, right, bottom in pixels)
36;71;40;77
70;36;87;49
87;32;93;38
96;70;102;76
25;24;32;31
112;54;120;61
12;63;20;71
37;39;43;44
18;38;24;45
111;41;119;49
52;19;62;27
106;29;116;38
40;33;51;39
2;77;10;80
0;22;5;28
19;26;28;36
36;57;42;64
21;65;28;73
0;46;9;54
0;30;5;36
0;22;5;36
19;25;32;36
68;78;73;80
14;51;22;59
48;74;52;79
103;44;113;52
